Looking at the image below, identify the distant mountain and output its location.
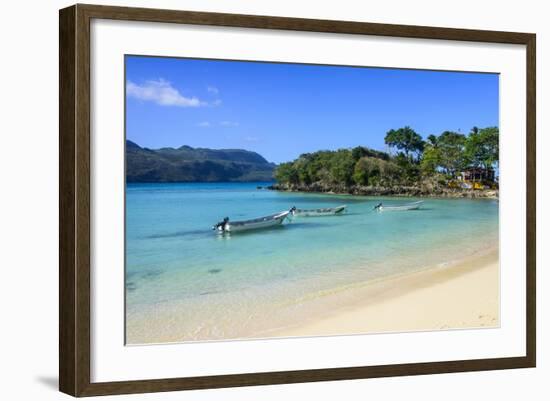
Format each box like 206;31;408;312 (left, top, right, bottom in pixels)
126;140;275;182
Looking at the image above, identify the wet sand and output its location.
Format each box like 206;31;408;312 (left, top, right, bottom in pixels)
269;249;499;338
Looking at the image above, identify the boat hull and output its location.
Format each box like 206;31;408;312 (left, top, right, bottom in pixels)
293;205;347;217
218;211;290;233
378;201;423;211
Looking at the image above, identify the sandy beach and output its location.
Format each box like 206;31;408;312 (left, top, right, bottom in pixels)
269;248;499;338
127;247;499;344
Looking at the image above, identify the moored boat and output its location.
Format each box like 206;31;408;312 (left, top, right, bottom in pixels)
292;205;347;217
213;208;294;233
374;201;423;212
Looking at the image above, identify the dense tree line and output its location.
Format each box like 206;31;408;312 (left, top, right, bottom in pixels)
275;126;499;188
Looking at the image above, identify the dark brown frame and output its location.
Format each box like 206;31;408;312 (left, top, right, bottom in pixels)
59;3;536;397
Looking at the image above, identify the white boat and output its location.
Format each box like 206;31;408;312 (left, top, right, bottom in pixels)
213;209;292;233
292;205;347;217
374;201;423;212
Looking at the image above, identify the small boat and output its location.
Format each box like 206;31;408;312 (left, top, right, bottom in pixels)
374;201;423;212
213;209;293;233
292;205;347;217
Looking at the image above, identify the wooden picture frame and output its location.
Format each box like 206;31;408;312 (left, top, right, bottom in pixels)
59;3;536;397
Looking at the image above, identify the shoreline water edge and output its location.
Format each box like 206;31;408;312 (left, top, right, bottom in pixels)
127;245;499;345
268;183;498;199
265;247;499;339
125;182;499;345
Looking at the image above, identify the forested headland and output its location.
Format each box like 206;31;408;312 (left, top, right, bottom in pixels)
271;126;499;198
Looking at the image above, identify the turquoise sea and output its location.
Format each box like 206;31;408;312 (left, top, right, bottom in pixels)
125;182;499;343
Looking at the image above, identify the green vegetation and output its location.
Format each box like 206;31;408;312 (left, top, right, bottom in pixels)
274;126;499;191
126;140;275;182
464;126;499;171
384;126;424;161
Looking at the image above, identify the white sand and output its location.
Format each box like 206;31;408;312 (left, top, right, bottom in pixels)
270;249;499;337
127;249;499;344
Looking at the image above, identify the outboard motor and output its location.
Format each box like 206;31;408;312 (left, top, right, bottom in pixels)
373;203;383;211
290;206;297;215
213;217;229;232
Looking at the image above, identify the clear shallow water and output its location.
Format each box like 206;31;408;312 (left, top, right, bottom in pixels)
125;182;498;343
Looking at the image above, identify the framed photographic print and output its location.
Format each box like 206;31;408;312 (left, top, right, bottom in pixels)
59;4;536;397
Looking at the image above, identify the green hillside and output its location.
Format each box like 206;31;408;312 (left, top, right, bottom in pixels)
126;140;275;182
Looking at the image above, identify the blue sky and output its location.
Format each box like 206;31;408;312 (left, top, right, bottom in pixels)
126;56;499;163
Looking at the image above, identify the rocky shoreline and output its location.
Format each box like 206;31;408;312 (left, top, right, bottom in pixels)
267;183;498;199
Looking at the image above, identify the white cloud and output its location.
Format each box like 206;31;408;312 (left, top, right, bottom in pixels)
220;121;239;127
127;79;205;107
196;121;211;127
207;86;219;95
244;136;259;142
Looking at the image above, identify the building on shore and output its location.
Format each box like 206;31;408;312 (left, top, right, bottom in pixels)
460;167;496;183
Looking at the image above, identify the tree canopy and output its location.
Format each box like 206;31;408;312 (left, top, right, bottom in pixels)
436;131;467;176
464;126;499;170
274;126;499;189
384;126;424;161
